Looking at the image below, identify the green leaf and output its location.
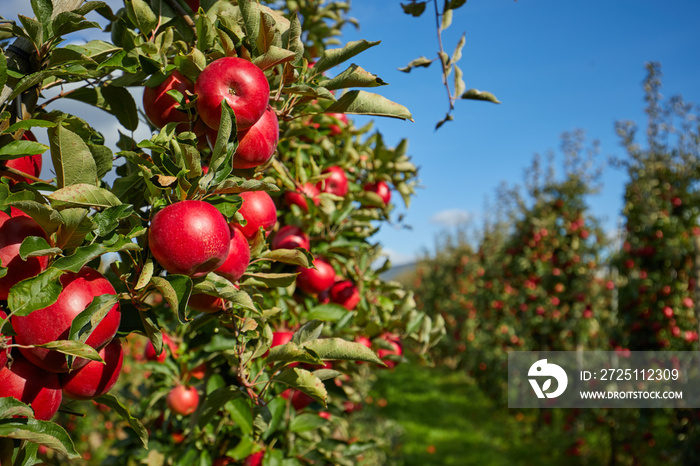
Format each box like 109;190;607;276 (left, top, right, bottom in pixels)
442;8;453;30
193;273;256;312
52;11;100;37
197;386;240;428
53;237;141;273
55;208;93;250
0;141;48;160
95;394;148;448
135;259;154;290
321;64;388;91
31;0;53;29
240;272;298;288
0;397;35;420
273;367;327;406
0;51;6;91
325;90;413;121
281;13;303;62
19;236;61;260
401;1;427;17
304;338;384;364
260;248;309;268
151;275;193;324
93;204;134;237
18;15;43;48
313;40;381;74
2;119;57;134
307;303;350;322
293;320;324;345
96;49;140;73
0;418;79;459
101;85;139;131
210;178;279;195
48;125;98;188
267;342;321;366
252;45;296;71
226;397;253;435
49;183;122;209
238;0;261;54
35;340;103;362
7;268;64;317
67;294;119;348
6;200;65;235
460;88;501;104
126;0;158;35
290;413;327;433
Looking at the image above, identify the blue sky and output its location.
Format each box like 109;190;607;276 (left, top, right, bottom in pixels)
341;1;700;265
5;1;700;266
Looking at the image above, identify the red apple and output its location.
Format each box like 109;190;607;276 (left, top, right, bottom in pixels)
143;70;196;131
185;0;199;12
195;57;270;131
272;331;294;348
167;385;199;415
0;354;62;420
284;183;320;212
377;334;402;369
329;280;360;310
236;190;277;240
12;267;121;373
2;131;43;185
0;310;10;369
281;388;314;411
271;225;310;251
214;226;250;283
296;258;336;295
244;451;265;466
213;458;234;466
0;209;50;300
60;339;124;400
148;200;231;277
317;166;348;197
233;106;279;169
188;293;224;313
144;333;178;362
364;181;391;204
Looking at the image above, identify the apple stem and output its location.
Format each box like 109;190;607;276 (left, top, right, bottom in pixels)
0;167;51;184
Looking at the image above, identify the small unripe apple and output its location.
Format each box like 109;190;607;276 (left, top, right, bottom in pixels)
364;181;391;204
296;258;336;295
284;183;320;212
143;70;196;131
148;200;231;278
329;280;360;310
12;267;121;373
236;190;277;240
271;225;310;251
232;106;279;169
60;339;124;400
2;131;43;185
0;354;62;420
214;226;251;283
195;57;270;131
317;166;349;197
0;209;49;300
167;385;199;415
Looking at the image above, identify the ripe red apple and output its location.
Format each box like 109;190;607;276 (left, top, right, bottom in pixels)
236;190;277;240
0;310;11;369
377;334;403;369
12;267;121;373
185;0;199;12
148;200;231;278
244;451;265;466
0;354;62;420
143;70;196;131
195;57;270;131
296;258;336;295
271;225;310;251
213;226;250;283
284;183;320;212
329;280;360;310
188;293;224;313
281;388;314;411
2;131;43;185
364;181;391;204
60;339;124;400
317;166;348;197
233;106;279;169
144;333;178;362
167;385;199;415
272;331;294;348
0;209;50;300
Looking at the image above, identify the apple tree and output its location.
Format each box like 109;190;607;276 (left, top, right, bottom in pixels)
0;0;442;463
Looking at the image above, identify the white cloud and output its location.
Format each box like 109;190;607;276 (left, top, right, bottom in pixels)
378;248;415;267
429;208;472;227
